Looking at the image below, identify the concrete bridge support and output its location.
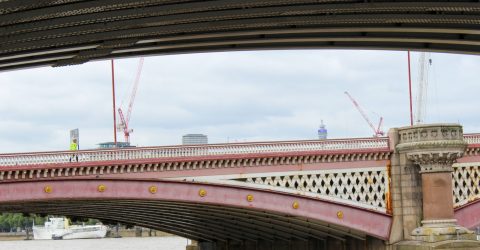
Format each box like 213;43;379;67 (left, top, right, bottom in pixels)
391;124;480;250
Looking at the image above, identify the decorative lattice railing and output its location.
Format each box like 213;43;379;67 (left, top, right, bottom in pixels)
224;167;390;212
453;163;480;208
0;138;389;167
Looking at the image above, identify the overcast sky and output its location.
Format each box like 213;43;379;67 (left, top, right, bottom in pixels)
1;49;479;153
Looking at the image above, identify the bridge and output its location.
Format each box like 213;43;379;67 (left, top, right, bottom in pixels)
0;124;479;249
2;1;480;249
2;1;480;71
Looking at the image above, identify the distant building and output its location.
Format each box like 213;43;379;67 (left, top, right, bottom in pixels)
318;120;327;140
97;142;133;149
182;134;208;145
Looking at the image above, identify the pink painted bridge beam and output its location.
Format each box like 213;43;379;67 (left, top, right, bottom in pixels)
0;179;392;240
455;199;480;229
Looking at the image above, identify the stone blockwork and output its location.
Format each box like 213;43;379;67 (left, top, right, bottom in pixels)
396;240;480;250
398;156;423;240
388;128;423;244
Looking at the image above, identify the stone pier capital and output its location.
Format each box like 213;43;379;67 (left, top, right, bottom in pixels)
396;124;466;173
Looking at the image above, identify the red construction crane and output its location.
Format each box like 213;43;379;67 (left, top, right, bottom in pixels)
117;57;144;143
344;91;384;137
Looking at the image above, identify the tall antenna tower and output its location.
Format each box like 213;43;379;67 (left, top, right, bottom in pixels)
415;52;432;124
318;120;327;140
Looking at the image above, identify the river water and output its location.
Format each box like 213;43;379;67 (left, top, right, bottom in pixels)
0;236;188;250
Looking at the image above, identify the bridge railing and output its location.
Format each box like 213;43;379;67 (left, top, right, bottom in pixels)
0;137;390;167
463;133;480;146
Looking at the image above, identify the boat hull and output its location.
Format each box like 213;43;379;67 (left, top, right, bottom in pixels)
60;226;108;240
33;228;55;240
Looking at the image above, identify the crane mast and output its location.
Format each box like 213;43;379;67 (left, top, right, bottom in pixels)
117;57;144;143
344;91;384;137
415;52;431;124
126;57;144;124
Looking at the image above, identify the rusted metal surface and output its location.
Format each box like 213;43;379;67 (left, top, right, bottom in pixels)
385;160;392;214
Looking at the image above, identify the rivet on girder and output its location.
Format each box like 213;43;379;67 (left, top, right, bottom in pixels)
44;185;52;193
246;194;254;202
337;211;344;219
149;186;157;194
292;201;299;209
198;189;207;197
97;184;106;192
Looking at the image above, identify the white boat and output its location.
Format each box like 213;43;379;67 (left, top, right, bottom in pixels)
33;217;108;240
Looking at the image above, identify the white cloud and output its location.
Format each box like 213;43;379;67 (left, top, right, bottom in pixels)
1;50;479;153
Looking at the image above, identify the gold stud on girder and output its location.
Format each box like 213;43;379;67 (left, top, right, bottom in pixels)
198;189;207;197
44;185;52;194
149;186;157;194
337;211;344;219
97;184;106;192
246;194;254;202
292;201;299;209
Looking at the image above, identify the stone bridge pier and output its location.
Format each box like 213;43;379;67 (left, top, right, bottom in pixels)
391;124;479;250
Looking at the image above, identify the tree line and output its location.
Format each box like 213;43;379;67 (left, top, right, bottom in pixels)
0;213;100;232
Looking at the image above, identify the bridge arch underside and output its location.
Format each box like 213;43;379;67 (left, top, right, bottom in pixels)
2;1;480;71
0;179;391;243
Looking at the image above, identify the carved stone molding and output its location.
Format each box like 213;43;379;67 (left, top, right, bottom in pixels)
396;124;467;173
397;124;464;144
406;151;464;173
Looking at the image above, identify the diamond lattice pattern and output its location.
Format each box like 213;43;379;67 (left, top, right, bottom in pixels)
242;169;388;209
453;164;480;207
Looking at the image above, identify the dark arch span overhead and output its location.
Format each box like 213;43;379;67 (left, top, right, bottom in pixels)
2;200;359;242
1;0;480;71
